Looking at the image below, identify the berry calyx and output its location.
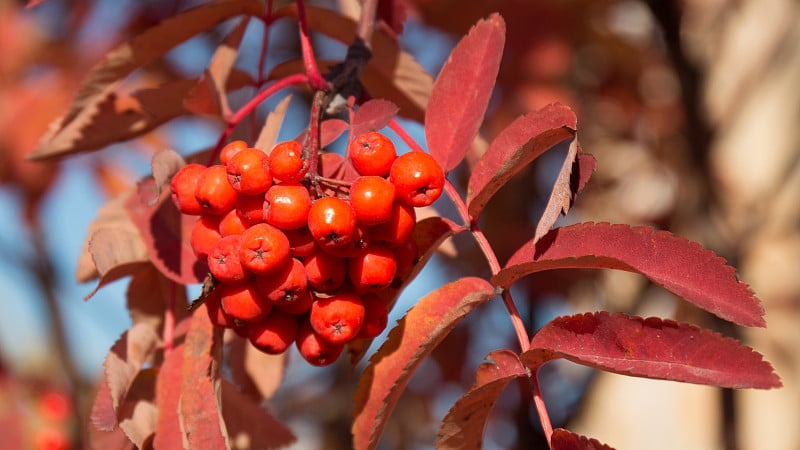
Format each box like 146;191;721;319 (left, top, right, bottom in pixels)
296;320;344;366
349;131;397;177
239;223;291;275
307;196;358;250
309;292;365;343
208;234;251;284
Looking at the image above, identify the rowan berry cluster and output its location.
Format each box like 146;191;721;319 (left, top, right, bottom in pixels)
169;132;445;366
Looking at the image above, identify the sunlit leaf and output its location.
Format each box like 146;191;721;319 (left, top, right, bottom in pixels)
493;222;766;327
522;312;781;389
117;368;158;448
350;99;399;138
154;345;185;450
351;277;496;450
255;94;293;153
425;14;505;172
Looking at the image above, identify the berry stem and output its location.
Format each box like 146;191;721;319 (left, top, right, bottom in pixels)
209;73;308;165
295;0;328;91
388;118;425;153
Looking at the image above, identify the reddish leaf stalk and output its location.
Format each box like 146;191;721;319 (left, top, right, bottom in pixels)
306;89;327;193
532;369;554;446
209;73;308;165
388;118;425;152
164;280;177;355
295;0;328;91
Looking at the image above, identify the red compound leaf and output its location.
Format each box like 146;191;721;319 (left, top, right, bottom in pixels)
551;428;617;450
351;277;497;450
154;345;184;450
494;222;766;327
351;99;399;138
436;350;527;448
522;312;781;389
425;14;505;172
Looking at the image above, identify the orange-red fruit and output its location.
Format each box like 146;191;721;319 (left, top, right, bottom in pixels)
226;148;273;195
170;163;206;215
370;202;416;245
393;237;419;282
276;290;314;315
285;227;317;257
309;292;365;343
219;280;272;322
357;292;389;339
348;245;397;291
34;428;70;450
204;289;239;328
303;251;347;292
248;310;299;354
350;176;396;225
264;183;311;230
322;223;371;259
191;215;222;259
239;223;291;275
37;389;71;422
307;196;358;250
235;194;265;225
296;319;344;366
195;165;238;215
349;131;397;176
220;140;248;165
255;258;308;306
389;151;445;207
269;141;308;182
219;208;248;236
208;234;251;284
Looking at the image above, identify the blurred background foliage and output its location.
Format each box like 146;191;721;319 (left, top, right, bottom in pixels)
0;0;797;448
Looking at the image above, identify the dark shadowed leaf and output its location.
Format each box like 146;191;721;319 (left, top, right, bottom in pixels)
184;18;251;117
573;150;597;197
255;94;293;153
493;222;766;327
221;380;296;449
30;0;263;160
126;177;207;285
92;324;160;431
77;191;138;283
117;368;158;448
436;350;527;448
351;277;496;450
551;429;617;450
377;0;407;34
180;305;228;448
154;345;185;450
348;216;466;365
227;335;287;400
351;99;399;138
151;149;186;198
466;103;577;220
522;312;781;389
534;138;580;245
425;14;505;172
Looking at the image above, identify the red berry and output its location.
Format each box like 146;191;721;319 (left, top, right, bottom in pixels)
284;227;317;258
226;148;273;195
369;202;416;245
389;151;444;207
264;183;312;230
393;237;419;282
37;389;71;422
208;234;251;284
269;141;308;182
195;165;238;215
322;222;371;259
296;319;344;366
307;196;358;250
255;258;308;306
219;208;248;236
220;140;248;165
248;310;299;354
348;245;397;292
239;223;291;275
235;194;265;225
170;164;206;215
219;280;272;322
204;288;239;328
349;131;397;176
303;251;347;292
356;292;389;339
309;292;365;343
191;215;222;259
276;290;314;315
349;176;396;225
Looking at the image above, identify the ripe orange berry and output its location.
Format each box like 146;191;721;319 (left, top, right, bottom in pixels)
303;251;347;292
208;234;251;284
307;196;358;250
393;237;419;282
369;202;416;245
191;215;222;260
248;310;299;354
239;223;291;275
170;163;206;215
349;131;397;176
349;176;396;225
296;319;344;366
226;148;273;195
276;289;314;315
219;208;248;236
357;292;389;339
195;165;238;215
269;141;308;182
309;292;365;343
204;288;239;328
255;258;308;306
389;151;445;207
219;140;248;165
284;227;317;258
348;245;397;291
264;183;312;230
235;194;265;225
219;280;272;322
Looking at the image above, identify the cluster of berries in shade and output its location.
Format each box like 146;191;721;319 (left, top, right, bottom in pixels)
170;132;445;366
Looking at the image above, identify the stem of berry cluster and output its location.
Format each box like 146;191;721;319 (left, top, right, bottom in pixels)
295;0;328;91
387;117;555;441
